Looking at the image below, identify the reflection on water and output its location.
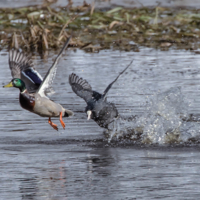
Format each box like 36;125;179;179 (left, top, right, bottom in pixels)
1;144;200;199
1;47;200;199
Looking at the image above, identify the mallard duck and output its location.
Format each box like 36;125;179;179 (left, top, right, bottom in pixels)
3;36;73;131
68;60;133;129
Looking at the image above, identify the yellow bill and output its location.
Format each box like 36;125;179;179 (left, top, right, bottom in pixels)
3;81;13;88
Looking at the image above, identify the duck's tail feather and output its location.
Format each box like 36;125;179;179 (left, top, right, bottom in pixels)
64;109;74;117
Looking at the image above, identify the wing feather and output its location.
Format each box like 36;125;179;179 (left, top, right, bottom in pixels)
37;36;71;97
103;59;133;98
9;49;43;93
69;73;95;103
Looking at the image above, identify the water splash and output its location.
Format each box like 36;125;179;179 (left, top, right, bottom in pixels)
108;87;200;145
138;87;188;144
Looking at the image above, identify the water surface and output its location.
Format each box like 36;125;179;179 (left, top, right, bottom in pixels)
1;47;200;199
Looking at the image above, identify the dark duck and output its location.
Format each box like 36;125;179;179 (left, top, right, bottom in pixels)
3;36;73;131
69;60;133;129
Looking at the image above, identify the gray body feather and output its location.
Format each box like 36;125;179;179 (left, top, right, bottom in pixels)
33;94;73;117
90;99;118;128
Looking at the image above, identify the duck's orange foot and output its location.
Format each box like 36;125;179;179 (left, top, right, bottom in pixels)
48;117;58;131
60;112;65;129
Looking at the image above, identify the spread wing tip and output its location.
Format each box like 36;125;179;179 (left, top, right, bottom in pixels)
68;73;76;86
9;49;34;70
69;73;92;90
69;73;94;102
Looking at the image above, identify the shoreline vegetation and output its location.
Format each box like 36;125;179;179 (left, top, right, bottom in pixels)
1;1;200;52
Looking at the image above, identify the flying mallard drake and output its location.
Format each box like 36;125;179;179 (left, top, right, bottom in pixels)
3;36;73;131
69;60;133;129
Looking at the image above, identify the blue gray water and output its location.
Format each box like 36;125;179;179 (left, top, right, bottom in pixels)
1;47;200;199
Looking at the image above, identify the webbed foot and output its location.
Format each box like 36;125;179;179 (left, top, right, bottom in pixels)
48;117;58;131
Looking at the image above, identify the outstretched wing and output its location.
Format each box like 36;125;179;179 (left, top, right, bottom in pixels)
102;59;133;99
69;73;96;103
69;73;103;103
37;36;71;97
9;49;43;93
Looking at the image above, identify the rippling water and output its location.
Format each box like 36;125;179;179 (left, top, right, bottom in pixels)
1;47;200;199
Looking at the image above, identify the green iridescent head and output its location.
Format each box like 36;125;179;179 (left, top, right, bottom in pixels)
3;78;26;92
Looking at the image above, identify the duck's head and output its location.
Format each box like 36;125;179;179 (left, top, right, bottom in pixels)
3;78;26;92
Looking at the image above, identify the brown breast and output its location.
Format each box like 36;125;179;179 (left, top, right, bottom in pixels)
19;91;35;112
